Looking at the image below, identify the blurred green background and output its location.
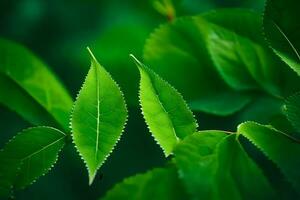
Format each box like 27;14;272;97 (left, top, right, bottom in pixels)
0;0;265;199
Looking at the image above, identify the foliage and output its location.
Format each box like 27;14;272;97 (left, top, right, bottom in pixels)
264;0;300;76
71;48;127;184
0;0;300;199
0;39;73;130
0;127;65;196
132;55;197;155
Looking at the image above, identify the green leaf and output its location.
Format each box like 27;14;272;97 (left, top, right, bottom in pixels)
131;55;198;156
264;0;300;76
285;92;300;133
101;168;188;200
189;92;252;116
0;74;57;127
0;127;66;197
143;15;252;115
0;38;73;130
0;156;19;197
215;134;277;200
174;132;276;199
71;48;128;185
174;130;227;198
206;24;259;91
204;9;284;96
238;122;300;194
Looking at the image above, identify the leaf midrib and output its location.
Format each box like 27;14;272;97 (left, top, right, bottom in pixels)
147;70;179;142
95;63;101;161
21;135;65;162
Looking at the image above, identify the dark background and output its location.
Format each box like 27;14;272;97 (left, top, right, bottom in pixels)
0;0;265;199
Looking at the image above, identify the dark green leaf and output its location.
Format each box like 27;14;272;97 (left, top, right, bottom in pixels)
0;38;73;130
264;0;300;76
71;49;128;184
0;127;66;197
0;74;57;127
238;122;300;194
0;156;19;197
143;15;252;115
174;131;227;198
174;132;276;199
101;168;188;200
285;92;300;133
204;10;284;96
132;55;198;156
236;95;283;124
207;24;259;91
216;134;276;200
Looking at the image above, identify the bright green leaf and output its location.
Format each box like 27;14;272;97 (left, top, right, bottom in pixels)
0;38;73;130
71;48;128;185
0;127;66;197
132;55;198;156
285;92;300;133
263;0;300;76
238;122;300;194
143;15;252;115
101;168;188;200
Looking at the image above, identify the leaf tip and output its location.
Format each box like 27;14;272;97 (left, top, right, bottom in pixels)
129;54;143;68
236;121;252;135
88;171;97;186
86;46;97;62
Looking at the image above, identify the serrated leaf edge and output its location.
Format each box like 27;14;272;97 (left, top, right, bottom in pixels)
0;126;66;194
70;49;128;185
143;14;253;115
237;121;300;192
131;54;198;157
284;91;300;133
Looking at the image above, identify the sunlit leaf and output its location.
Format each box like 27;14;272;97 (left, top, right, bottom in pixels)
71;48;128;184
132;55;198;156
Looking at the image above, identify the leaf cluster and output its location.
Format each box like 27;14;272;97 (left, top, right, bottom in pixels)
1;0;300;199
